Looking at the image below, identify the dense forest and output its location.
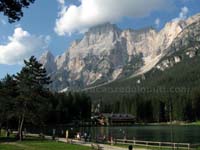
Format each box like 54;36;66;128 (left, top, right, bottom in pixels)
89;46;200;123
0;56;91;140
99;90;200;123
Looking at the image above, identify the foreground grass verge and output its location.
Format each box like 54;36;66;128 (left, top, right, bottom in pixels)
0;139;90;150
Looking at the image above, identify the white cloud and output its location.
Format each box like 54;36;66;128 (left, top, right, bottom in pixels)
179;6;189;19
57;0;65;6
155;18;160;28
173;6;189;21
55;0;170;35
0;28;49;65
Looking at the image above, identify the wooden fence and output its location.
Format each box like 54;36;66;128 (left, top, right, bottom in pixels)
114;139;193;150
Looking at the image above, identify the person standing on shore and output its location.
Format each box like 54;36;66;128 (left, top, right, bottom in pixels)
128;145;133;150
66;130;69;142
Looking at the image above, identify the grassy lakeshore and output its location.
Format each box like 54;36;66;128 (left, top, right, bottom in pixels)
135;121;200;126
0;135;90;150
189;121;200;126
0;140;90;150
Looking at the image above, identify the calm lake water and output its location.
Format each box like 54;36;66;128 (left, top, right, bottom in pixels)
28;125;200;144
88;125;200;144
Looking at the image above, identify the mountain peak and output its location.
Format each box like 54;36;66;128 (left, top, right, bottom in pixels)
39;50;56;74
41;50;54;59
86;22;121;35
186;13;200;25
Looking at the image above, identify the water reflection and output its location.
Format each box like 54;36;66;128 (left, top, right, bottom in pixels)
27;125;200;144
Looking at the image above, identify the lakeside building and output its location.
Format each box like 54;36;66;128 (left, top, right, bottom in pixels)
92;113;135;126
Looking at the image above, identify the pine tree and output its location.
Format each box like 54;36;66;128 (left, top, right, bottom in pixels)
0;75;17;133
14;56;51;141
0;0;35;23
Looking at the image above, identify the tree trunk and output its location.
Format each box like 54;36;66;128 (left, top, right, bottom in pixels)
19;114;25;141
18;117;20;133
0;124;2;136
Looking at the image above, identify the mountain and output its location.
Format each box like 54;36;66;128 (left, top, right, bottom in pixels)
39;14;200;92
87;14;200;102
40;51;56;74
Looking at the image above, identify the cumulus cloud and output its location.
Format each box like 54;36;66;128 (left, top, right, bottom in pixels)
0;28;49;65
57;0;65;7
179;6;189;19
155;18;160;28
55;0;170;35
173;6;189;21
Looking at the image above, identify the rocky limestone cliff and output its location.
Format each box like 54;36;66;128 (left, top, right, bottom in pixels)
39;51;56;74
156;16;200;71
40;14;200;92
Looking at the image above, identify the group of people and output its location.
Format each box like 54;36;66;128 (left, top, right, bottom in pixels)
68;130;134;150
76;132;91;142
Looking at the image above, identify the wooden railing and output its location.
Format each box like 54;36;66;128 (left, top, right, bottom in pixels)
114;139;192;150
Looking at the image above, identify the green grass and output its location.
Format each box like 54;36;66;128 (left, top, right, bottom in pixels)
0;144;24;150
190;121;200;126
0;140;90;150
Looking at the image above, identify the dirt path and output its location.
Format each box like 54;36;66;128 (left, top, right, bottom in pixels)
58;138;147;150
25;133;147;150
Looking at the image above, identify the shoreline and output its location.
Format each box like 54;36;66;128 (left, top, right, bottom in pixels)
137;121;200;126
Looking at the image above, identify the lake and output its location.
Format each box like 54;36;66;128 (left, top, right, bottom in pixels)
88;125;200;144
27;125;200;144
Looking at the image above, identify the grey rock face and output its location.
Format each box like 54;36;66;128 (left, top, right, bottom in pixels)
40;14;200;91
156;14;200;71
39;51;56;74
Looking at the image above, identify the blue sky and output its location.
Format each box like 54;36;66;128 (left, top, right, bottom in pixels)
0;0;200;79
